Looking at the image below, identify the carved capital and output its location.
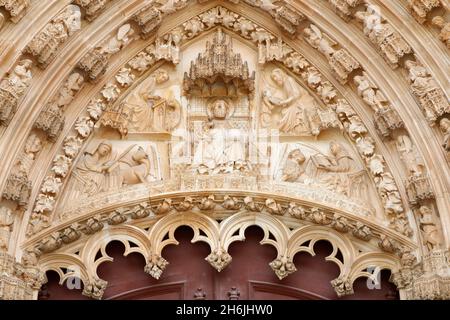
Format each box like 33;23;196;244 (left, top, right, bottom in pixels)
82;278;107;300
269;256;296;280
144;254;169;280
206;249;232;272
331;276;354;297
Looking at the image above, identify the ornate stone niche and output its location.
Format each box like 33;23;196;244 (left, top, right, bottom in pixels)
181;28;256;176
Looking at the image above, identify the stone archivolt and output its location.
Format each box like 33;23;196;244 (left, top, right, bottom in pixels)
20;6;413;240
0;0;449;300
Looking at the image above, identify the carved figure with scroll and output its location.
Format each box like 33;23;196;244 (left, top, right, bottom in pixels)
123;70;181;132
262;68;320;136
307;141;360;196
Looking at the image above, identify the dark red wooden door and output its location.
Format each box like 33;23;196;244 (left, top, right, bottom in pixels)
39;227;398;300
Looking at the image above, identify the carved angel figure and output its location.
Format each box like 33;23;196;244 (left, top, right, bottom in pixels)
281;149;306;182
307;141;360;196
262;68;321;136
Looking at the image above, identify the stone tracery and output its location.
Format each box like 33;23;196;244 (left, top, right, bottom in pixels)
0;0;449;300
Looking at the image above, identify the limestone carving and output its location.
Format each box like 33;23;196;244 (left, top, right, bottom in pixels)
269;256;296;280
352;221;372;241
115;68;135;88
405;60;450;123
240;0;304;35
33;194;55;214
74;0;111;21
133;5;162;39
52;155;72;178
191;101;250;174
396;135;425;176
25;5;81;68
407;0;442;24
327;0;361;21
406;173;434;205
354;73;404;138
355;5;412;69
265;198;284;215
133;1;187;39
107;209;127;225
63;136;83;159
287;202;307;220
53;72;84;108
199;195;216;211
27;213;50;236
440;118;450;152
417;205;442;252
75;117;94;138
281;149;306;182
206;248;232;271
83;216;103;234
78;24;135;82
61;225;81;244
102;70;181;136
280;141;367;201
154;199;173;215
183;29;255;97
82;278;107;300
127;52;155;73
0;59;33;126
144;254;168;279
2;172;31;206
222;196;241;210
432;16;450;48
34;103;65;142
258;37;293;64
41;176;62;195
0;0;30;24
261;68;322;136
378;235;400;253
64;141;155;202
86;99;105;121
331;214;350;233
331;277;354;297
130;202;151;220
14;134;42;176
0;207;14;251
101;83;120;102
304;24;360;84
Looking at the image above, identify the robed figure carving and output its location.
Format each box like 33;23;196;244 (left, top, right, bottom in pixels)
262;68;321;136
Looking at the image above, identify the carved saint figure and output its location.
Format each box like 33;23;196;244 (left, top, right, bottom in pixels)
69;140;120;197
0;206;14;251
396;135;424;176
262;68;320;135
418;205;441;251
439;118;450;152
308;141;357;195
281;149;306;182
124;70;181;132
2;59;33;95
